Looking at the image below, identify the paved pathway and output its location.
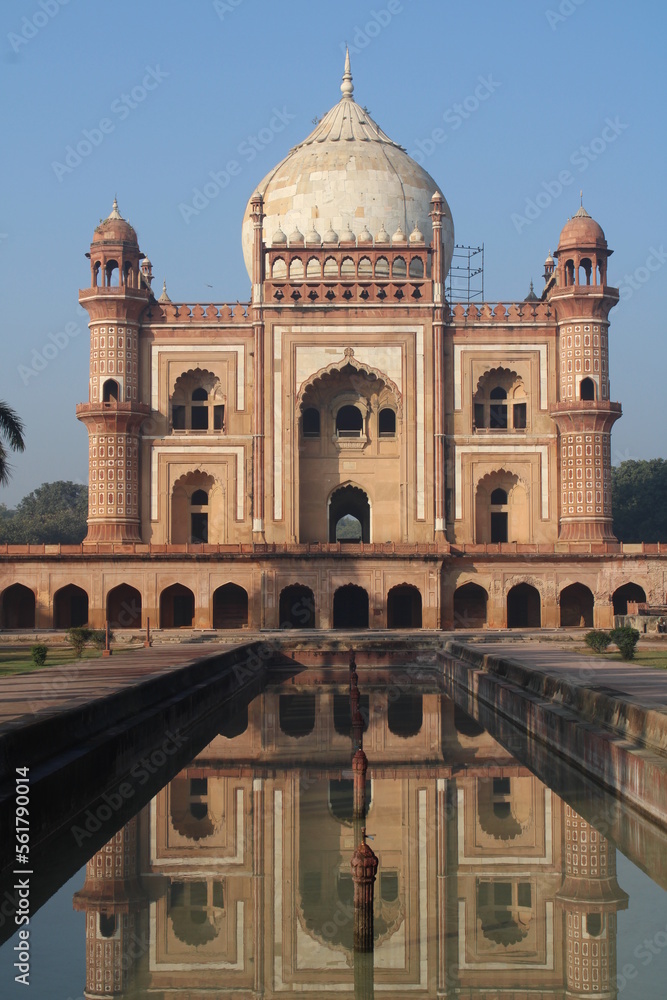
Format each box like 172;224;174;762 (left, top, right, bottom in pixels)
0;642;239;730
465;638;667;709
1;632;666;731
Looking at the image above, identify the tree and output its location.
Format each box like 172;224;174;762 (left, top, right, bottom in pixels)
612;459;667;543
0;481;89;544
0;400;26;486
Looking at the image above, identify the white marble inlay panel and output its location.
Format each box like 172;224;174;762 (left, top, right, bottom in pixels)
454;444;550;521
149;900;245;971
151;344;245;411
453;343;548;410
457;899;554;970
150;445;245;521
295;344;403;395
274;326;423;525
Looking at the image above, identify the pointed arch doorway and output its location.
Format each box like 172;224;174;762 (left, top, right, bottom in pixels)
329;485;370;543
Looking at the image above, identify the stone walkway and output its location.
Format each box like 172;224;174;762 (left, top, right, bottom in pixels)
0;642;237;730
467;638;667;709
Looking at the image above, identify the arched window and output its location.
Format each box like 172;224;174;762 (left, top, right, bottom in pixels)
375;256;389;279
190;489;208;543
409;257;424;278
171;372;225;433
105;259;119;286
378;408;396;436
302;408;320;437
336;405;363;437
474;369;526;432
358;256;372;278
341;256;355;278
580;377;596;400
191;387;208;430
323;256;338;278
392;257;407;278
306;256;321;279
565;259;575;286
102;379;119;403
272;258;287;279
489;387;507;429
289;258;304;280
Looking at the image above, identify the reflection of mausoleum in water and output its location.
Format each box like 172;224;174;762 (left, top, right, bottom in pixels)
73;686;628;996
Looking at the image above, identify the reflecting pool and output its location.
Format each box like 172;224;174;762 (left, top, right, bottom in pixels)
2;665;667;998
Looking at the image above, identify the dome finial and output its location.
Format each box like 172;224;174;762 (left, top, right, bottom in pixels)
341;45;354;100
580;189;583;207
108;196;122;220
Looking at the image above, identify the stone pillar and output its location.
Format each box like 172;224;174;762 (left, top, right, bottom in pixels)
550;208;621;541
352;748;368;820
430;191;446;537
251;193;266;538
72;816;146;998
556;804;628;998
351;831;378;955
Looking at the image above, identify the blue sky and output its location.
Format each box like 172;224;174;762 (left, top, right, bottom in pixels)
0;0;665;505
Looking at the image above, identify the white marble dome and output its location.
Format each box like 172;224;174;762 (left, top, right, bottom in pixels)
242;52;454;279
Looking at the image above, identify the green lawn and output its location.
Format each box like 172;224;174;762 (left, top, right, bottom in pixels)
0;646;138;677
579;647;667;669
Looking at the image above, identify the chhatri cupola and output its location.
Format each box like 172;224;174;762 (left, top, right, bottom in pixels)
241;50;455;279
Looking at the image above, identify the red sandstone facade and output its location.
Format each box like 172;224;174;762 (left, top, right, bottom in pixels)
0;56;665;632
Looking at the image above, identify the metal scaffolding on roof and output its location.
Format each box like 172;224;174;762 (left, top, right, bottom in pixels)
446;243;484;304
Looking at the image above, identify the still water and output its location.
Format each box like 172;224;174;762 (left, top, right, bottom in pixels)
2;673;667;998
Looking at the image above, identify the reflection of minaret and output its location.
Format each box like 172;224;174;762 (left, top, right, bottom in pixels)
557;805;628;998
351;830;378;1000
73;816;146;998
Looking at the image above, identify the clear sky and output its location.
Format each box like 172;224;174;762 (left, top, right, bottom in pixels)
0;0;665;505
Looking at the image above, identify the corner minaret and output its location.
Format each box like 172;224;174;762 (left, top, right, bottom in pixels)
549;205;622;541
77;199;150;542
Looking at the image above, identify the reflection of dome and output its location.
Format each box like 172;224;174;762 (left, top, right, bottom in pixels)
92;197;138;246
242;50;454;278
557;204;606;251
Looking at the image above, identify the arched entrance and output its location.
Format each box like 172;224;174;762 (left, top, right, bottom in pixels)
279;694;316;738
279;584;316;628
560;583;594;627
160;584;195;628
333;584;369;629
507;583;541;628
387;585;422;628
387;694;423;737
53;584;88;628
0;584;35;629
212;584;248;629
106;584;142;628
329;486;370;543
612;582;647;616
453;583;488;629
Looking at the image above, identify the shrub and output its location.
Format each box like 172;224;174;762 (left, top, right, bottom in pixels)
584;630;612;653
610;625;640;661
90;629;111;650
66;626;92;658
31;644;48;666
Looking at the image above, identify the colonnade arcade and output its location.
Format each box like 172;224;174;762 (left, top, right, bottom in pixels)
0;577;649;631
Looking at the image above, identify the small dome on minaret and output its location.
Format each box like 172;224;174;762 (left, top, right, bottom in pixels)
557;203;607;252
92;197;138;246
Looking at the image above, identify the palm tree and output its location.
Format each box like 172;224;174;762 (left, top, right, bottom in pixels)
0;400;26;486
